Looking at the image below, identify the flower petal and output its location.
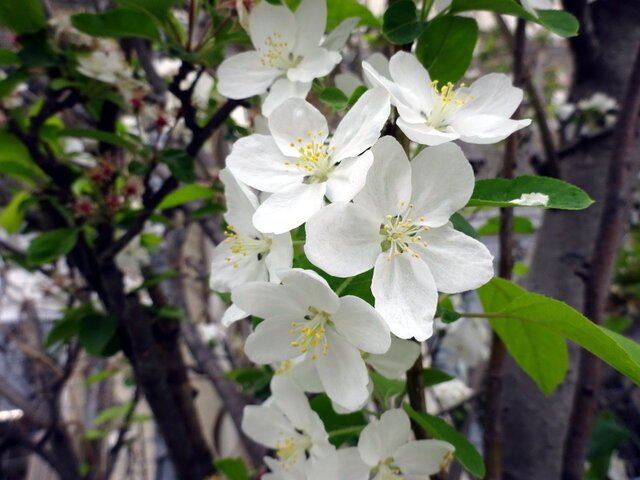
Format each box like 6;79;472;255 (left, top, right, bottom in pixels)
304;202;381;277
232;282;308;319
293;0;327;55
451;114;531;144
366;335;421;378
221;303;248;327
355;136;411;219
315;330;370;411
325;151;374;203
461;73;524;117
249;1;296;53
418;224;494;293
371;253;437;341
271;375;322;434
244;315;305;363
329;88;390;162
394;439;455;476
280;268;340;314
332;296;390;354
388;51;435;116
252;182;326;234
262;78;311;117
287;47;341;83
220;168;259;236
242;404;295;448
396;117;460;146
226;134;304;192
268;98;329;157
410;143;475;228
358;409;411;466
321;17;359;51
308;448;371;480
217;51;281;99
210;242;267;292
264;233;294;283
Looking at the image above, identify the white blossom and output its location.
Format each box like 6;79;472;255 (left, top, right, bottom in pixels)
363;51;530;146
305;136;494;340
509;192;550;206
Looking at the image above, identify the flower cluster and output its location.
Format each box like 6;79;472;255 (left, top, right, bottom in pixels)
211;0;530;476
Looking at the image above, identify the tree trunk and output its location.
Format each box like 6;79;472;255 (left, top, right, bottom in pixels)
500;1;640;479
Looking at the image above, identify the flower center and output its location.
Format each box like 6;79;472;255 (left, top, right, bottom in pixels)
380;205;429;261
258;32;301;70
289;307;331;359
426;80;474;129
284;131;337;183
223;225;272;268
374;459;404;480
275;433;312;471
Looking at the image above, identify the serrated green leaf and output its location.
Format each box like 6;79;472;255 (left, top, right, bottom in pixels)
27;228;78;265
157;185;216;209
468;175;593;210
0;0;46;34
415;15;478;85
383;0;423;45
404;404;485;478
158;149;196;183
72;9;161;41
0;191;29;234
214;458;250;480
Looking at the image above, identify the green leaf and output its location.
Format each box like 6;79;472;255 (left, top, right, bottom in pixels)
79;312;119;356
415;15;478;85
477;215;535;236
468;175;594;210
223;367;272;399
319;87;349;110
0;69;30;98
85;369;118;386
134;271;180;291
404;404;485;478
60;128;138;152
348;85;368;105
157;185;216;209
0;191;29;234
370;370;406;402
0;49;19;66
587;411;631;460
479;279;569;394
71;9;161;41
535;9;580;37
45;306;88;347
94;402;132;426
424;368;455;387
439;308;462;324
0;0;46;33
140;233;163;248
0;131;44;183
27;228;78;265
214;458;250;480
17;31;56;67
383;0;423;45
115;0;174;21
158;149;196;183
310;394;366;447
478;278;640;387
450;212;478;239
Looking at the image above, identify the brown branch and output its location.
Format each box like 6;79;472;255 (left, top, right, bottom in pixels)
561;40;640;480
483;18;526;480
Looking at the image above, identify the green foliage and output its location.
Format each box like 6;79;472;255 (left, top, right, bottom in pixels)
310;394;367;447
78;311;119;356
158;149;196;183
319;87;349;111
60;128;138;153
115;0;174;21
424;368;455;387
223;367;272;400
477;215;535;236
416;15;478;85
214;458;250;480
586;412;633;480
450;212;479;239
0;131;44;184
0;49;19;66
383;0;423;45
0;0;45;34
469;175;594;210
534;9;580;38
17;31;57;68
157;185;217;209
370;371;405;406
72;9;161;41
404;404;485;478
27;228;78;265
327;0;378;29
134;271;180;292
0;191;29;234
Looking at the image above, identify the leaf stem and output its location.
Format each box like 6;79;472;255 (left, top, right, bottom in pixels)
327;425;364;438
335;276;354;296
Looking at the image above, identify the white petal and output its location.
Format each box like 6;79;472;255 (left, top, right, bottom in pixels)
268;98;329;157
388;51;435;116
325;151;374;203
410;143;474;228
355;136;411;219
264;233;294;282
372;253;437;341
217;51;281;99
280;268;340;314
221;303;248;327
451;114;531;144
394;440;455;476
210;242;267;292
304;202;381;277
242;404;295;448
293;0;327;55
315;330;370;411
249;1;296;53
284;357;324;393
308;448;370;480
396;117;460;146
252;182;326;234
462;73;524;117
418;224;494;293
365;52;390;81
332;296;390;354
321;17;359;51
220;169;259;235
262;78;311;117
335;72;362;97
358;409;411;467
232;282;308;319
329;88;390;162
226;134;304;192
244;315;305;363
366;335;421;378
271;375;320;433
287;47;341;83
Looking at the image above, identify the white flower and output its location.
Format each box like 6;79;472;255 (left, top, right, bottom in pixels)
363;52;531;146
578;92;618;114
366;335;421;379
428;379;473;414
305;136;494;340
358;409;455;479
440;317;490;369
77;48;132;84
226;88;390;234
210;169;293;318
307;448;370;480
509;192;549;206
242;375;334;473
217;0;341;116
233;268;391;410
